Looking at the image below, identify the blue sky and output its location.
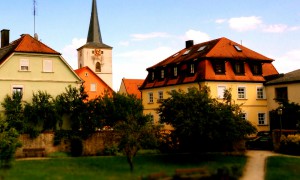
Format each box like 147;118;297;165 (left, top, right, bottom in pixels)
1;0;300;90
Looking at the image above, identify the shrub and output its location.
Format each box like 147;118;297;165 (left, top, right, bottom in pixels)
103;145;118;156
280;134;300;155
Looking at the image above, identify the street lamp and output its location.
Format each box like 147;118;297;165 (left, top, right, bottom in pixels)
277;108;283;137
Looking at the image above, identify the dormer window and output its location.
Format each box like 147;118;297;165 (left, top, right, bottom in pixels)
233;62;245;75
173;67;178;77
212;61;225;74
160;69;165;79
150;71;155;81
250;63;262;75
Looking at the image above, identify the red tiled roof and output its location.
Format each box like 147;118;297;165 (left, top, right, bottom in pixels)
122;78;144;99
140;37;279;89
0;34;60;64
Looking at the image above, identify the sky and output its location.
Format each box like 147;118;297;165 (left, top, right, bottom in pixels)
1;0;300;90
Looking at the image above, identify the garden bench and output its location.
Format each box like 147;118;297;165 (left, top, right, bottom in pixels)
174;167;210;179
23;148;46;157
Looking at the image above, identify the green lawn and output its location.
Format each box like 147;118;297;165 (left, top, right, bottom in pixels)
0;153;246;180
266;156;300;180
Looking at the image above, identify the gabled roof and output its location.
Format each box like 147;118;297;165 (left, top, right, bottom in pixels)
121;78;144;99
266;69;300;85
149;37;273;69
0;34;60;64
74;66;114;92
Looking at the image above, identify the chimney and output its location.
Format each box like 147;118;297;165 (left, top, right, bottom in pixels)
1;29;10;48
185;40;194;49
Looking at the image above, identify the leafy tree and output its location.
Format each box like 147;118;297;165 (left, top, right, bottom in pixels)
112;94;161;172
0;117;21;169
23;91;58;137
158;87;256;152
55;85;89;133
1;91;24;132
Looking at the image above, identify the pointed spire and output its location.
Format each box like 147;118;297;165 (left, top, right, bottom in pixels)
87;0;102;43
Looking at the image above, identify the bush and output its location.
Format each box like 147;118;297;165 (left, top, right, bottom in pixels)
280;134;300;155
70;136;83;157
103;145;118;156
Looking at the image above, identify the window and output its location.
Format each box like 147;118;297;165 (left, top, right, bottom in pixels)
150;72;155;81
241;113;247;120
217;86;226;99
20;59;29;71
173;67;178;77
233;62;244;75
212;61;225;74
183;49;191;55
197;45;206;52
148;92;153;103
237;87;246;99
160;69;165;79
275;87;288;102
257;87;265;99
158;91;163;100
95;62;101;72
251;63;262;75
258;113;266;125
43;59;53;72
233;45;242;52
190;64;195;74
12;85;23;96
90;83;96;92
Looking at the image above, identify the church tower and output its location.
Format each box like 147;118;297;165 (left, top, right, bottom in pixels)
77;0;113;88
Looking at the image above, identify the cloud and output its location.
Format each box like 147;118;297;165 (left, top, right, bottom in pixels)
61;38;86;69
228;16;262;32
184;29;210;44
262;24;288;33
273;49;300;73
215;19;227;24
118;41;130;46
131;32;170;41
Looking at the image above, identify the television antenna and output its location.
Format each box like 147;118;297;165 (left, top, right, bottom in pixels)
33;0;37;35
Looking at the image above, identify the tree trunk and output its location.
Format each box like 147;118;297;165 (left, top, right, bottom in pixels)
127;155;134;172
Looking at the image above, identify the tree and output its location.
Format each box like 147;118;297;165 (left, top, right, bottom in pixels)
112;94;161;172
1;91;24;132
0;117;21;169
22;91;58;138
158;87;256;152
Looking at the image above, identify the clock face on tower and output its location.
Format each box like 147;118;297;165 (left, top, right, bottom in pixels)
94;49;101;57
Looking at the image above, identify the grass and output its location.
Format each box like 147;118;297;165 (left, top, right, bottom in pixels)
265;156;300;180
0;153;246;180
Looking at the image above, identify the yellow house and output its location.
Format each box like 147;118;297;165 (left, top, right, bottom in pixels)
0;30;82;111
265;69;300;111
139;37;279;131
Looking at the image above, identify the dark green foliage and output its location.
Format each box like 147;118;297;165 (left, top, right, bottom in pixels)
269;101;300;131
158;87;256;152
1;91;24;132
70;136;83;157
23;91;58;138
0;118;21;169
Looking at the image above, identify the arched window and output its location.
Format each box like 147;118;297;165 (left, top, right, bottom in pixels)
95;62;101;72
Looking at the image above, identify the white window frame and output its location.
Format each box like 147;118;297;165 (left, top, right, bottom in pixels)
241;113;247;120
90;83;96;92
43;59;53;72
174;67;178;77
217;86;226;99
158;91;163;100
258;113;267;125
256;87;265;99
237;86;246;99
190;64;195;74
161;70;164;79
12;85;24;95
148;92;154;103
20;59;29;71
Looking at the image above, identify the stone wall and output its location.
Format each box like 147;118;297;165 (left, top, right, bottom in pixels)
15;131;119;158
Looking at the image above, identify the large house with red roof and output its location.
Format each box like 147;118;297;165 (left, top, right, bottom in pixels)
0;29;82;109
139;37;279;131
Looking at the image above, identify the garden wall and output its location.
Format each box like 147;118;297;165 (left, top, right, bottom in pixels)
15;131;119;158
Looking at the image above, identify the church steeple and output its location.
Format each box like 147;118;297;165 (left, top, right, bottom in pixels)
87;0;102;44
